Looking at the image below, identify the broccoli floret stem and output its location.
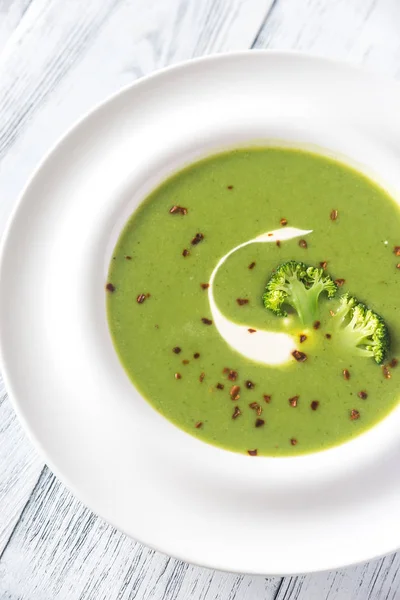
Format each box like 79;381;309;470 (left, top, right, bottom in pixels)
263;261;338;326
285;277;325;326
354;348;375;358
288;282;313;325
340;327;373;349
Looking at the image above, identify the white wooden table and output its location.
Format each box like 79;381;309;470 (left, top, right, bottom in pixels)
1;1;400;598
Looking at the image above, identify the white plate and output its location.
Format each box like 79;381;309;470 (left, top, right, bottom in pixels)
1;51;400;576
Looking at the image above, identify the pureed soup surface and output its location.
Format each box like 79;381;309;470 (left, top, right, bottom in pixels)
107;147;400;456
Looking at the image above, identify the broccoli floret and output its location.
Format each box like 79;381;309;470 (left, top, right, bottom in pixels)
332;293;390;364
263;260;338;326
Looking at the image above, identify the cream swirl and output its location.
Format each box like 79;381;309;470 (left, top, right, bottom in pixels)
208;227;312;365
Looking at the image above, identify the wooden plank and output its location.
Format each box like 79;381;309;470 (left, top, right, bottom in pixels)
0;468;280;599
0;380;42;555
254;1;400;598
0;0;32;52
0;0;121;158
254;0;400;78
0;0;275;597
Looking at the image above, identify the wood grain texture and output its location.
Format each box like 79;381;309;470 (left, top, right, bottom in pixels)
0;469;280;599
254;0;400;78
0;0;32;52
0;377;42;555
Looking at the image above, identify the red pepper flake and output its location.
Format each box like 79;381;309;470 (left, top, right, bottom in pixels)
106;283;115;292
267;233;273;237
390;358;398;368
193;353;200;359
280;218;288;226
394;246;400;256
245;380;255;389
248;262;256;270
299;239;308;249
169;205;188;215
289;395;299;407
299;334;307;343
199;372;205;383
232;406;241;419
172;346;181;354
230;385;240;400
200;283;210;290
320;261;328;269
335;278;345;287
330;209;338;221
175;373;182;380
350;409;360;420
125;256;132;260
248;449;258;456
292;350;307;362
182;359;189;365
343;369;351;380
358;391;368;400
311;400;319;411
248;328;257;333
276;240;281;248
263;395;271;403
325;333;332;340
313;321;321;330
249;403;262;415
136;293;147;304
227;185;234;190
290;438;298;446
227;370;238;381
255;418;265;428
216;383;224;390
382;365;391;379
182;249;190;257
195;421;203;428
201;317;213;325
236;298;249;306
191;233;204;246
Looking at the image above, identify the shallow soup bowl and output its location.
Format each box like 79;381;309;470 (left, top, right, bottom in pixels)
1;52;400;575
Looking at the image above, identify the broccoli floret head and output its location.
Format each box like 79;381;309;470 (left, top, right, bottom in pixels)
263;260;338;326
333;293;390;364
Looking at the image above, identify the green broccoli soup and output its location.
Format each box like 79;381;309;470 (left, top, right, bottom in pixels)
106;147;400;456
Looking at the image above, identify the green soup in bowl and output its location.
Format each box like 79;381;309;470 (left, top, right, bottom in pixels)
107;147;400;456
